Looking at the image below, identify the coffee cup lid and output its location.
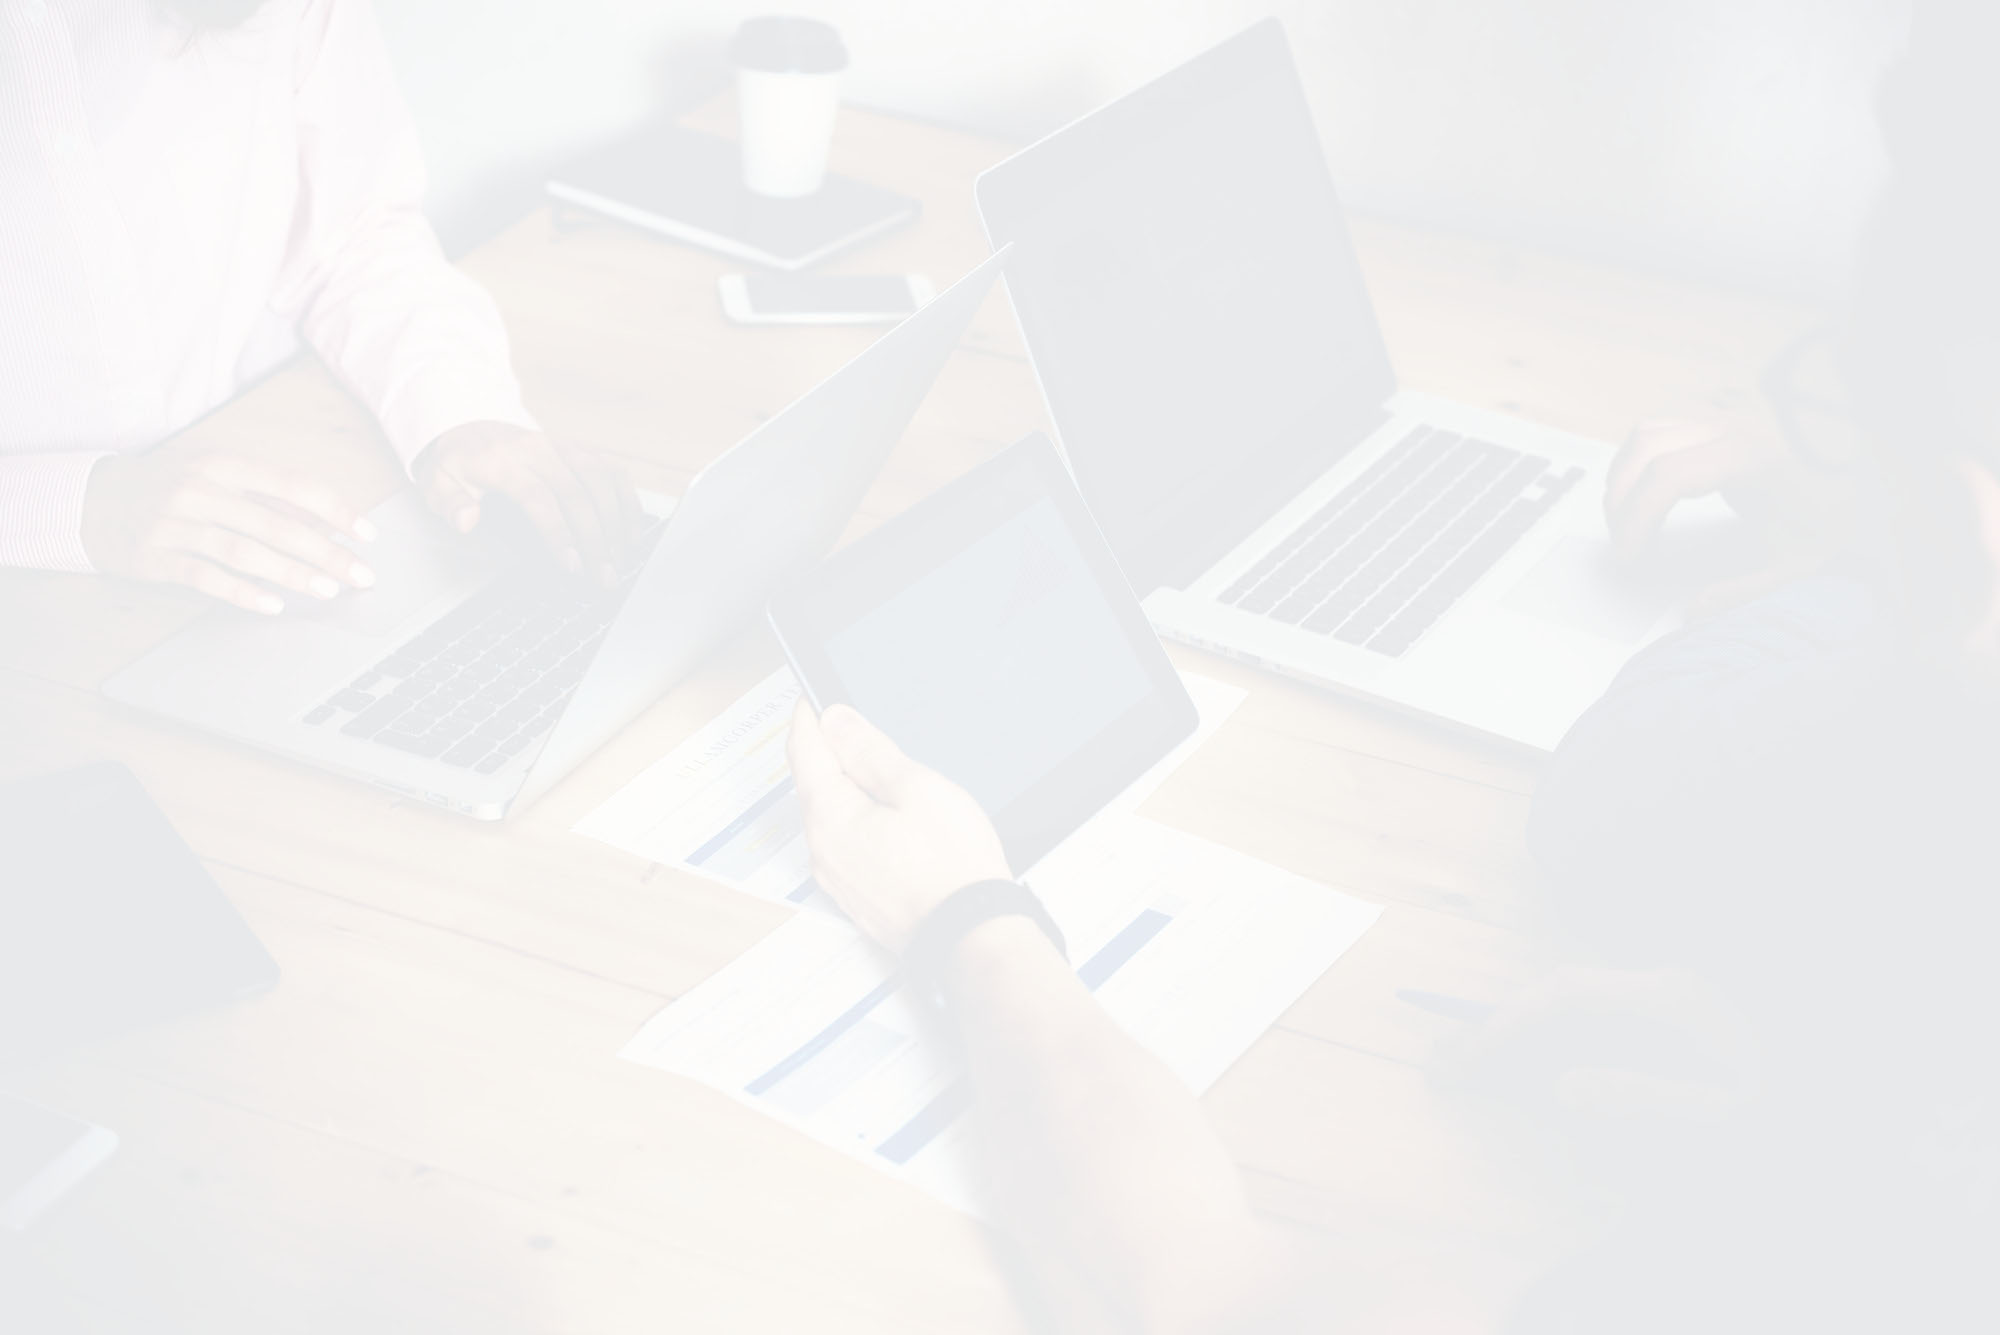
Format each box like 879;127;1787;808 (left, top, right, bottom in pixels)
731;16;847;75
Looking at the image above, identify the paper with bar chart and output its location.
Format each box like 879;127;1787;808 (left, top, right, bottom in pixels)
618;815;1380;1215
573;668;814;903
572;667;1250;907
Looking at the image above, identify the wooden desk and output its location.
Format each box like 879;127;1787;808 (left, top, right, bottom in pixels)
0;103;1816;1331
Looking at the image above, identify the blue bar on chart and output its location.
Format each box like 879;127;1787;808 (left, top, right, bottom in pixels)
870;907;1176;1164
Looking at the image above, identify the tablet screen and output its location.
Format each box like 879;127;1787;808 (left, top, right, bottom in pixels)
772;434;1196;870
823;494;1153;815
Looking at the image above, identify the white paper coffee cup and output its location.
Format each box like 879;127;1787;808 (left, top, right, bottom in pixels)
732;17;848;199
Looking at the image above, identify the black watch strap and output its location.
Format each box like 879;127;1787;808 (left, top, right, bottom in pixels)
903;879;1066;1011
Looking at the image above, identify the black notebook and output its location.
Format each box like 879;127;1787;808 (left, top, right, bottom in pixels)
0;764;279;1071
546;126;921;271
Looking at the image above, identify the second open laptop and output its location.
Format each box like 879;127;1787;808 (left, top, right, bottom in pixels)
103;253;1004;818
978;21;1718;751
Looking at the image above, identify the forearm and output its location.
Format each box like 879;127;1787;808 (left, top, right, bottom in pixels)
785;699;1332;1328
945;918;1305;1334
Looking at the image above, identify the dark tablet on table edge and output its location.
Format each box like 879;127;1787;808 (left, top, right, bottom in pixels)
769;432;1196;872
0;763;279;1072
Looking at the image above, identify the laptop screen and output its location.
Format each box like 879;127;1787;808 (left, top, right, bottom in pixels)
978;20;1396;592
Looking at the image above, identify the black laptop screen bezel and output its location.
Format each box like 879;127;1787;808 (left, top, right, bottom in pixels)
975;18;1399;594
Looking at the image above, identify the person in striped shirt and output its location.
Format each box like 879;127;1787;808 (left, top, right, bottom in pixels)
1;0;634;614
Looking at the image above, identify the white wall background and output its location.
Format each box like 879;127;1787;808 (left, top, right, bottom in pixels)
377;0;1911;296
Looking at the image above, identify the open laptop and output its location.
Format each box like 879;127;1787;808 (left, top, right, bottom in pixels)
977;21;1722;750
102;254;1004;819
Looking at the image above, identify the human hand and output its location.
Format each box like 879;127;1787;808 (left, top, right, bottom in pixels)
1606;417;1862;617
81;451;378;615
787;701;1011;953
414;422;638;586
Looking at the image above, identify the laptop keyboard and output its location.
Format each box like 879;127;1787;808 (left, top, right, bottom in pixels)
301;517;665;775
1219;425;1582;656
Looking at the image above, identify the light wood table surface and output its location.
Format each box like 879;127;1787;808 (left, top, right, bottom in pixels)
0;101;1816;1332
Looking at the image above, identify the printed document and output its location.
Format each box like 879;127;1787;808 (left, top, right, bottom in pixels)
619;815;1380;1215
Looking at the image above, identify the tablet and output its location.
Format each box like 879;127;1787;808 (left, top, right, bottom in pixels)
1;763;279;1071
770;433;1196;870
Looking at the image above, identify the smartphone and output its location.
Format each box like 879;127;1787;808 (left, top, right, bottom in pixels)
718;272;934;325
0;1096;117;1231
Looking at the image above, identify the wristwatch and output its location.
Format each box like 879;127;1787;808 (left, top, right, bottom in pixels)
902;879;1067;1013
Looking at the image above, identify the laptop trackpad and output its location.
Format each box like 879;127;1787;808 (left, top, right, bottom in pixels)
297;493;504;638
1502;521;1762;644
1501;537;1673;644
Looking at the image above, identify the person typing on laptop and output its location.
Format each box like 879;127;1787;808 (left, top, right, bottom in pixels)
1518;5;2000;1322
0;0;633;614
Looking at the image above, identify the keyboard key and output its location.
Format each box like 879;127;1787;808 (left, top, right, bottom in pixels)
473;685;519;713
492;667;536;696
1331;536;1466;644
495;698;540;728
1260;435;1469;620
450;707;492;739
441;742;491;769
341;696;414;739
520;678;564;709
377;730;447;759
328;688;376;712
1369;497;1551;655
349;672;383;694
1233;582;1292;616
1301;445;1514;634
340;554;654;766
1221;427;1434;605
400;696;451;725
1327;457;1536;643
1231;428;1554;648
302;704;337;726
389;678;436;705
546;654;590;688
436;676;481;701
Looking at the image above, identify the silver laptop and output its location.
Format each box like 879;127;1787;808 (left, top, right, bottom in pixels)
103;254;1004;818
977;22;1727;750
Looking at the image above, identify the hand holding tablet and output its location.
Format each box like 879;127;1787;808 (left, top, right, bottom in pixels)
770;433;1197;871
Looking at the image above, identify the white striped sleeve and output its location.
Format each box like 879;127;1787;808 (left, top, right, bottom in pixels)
276;0;538;474
0;451;107;572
